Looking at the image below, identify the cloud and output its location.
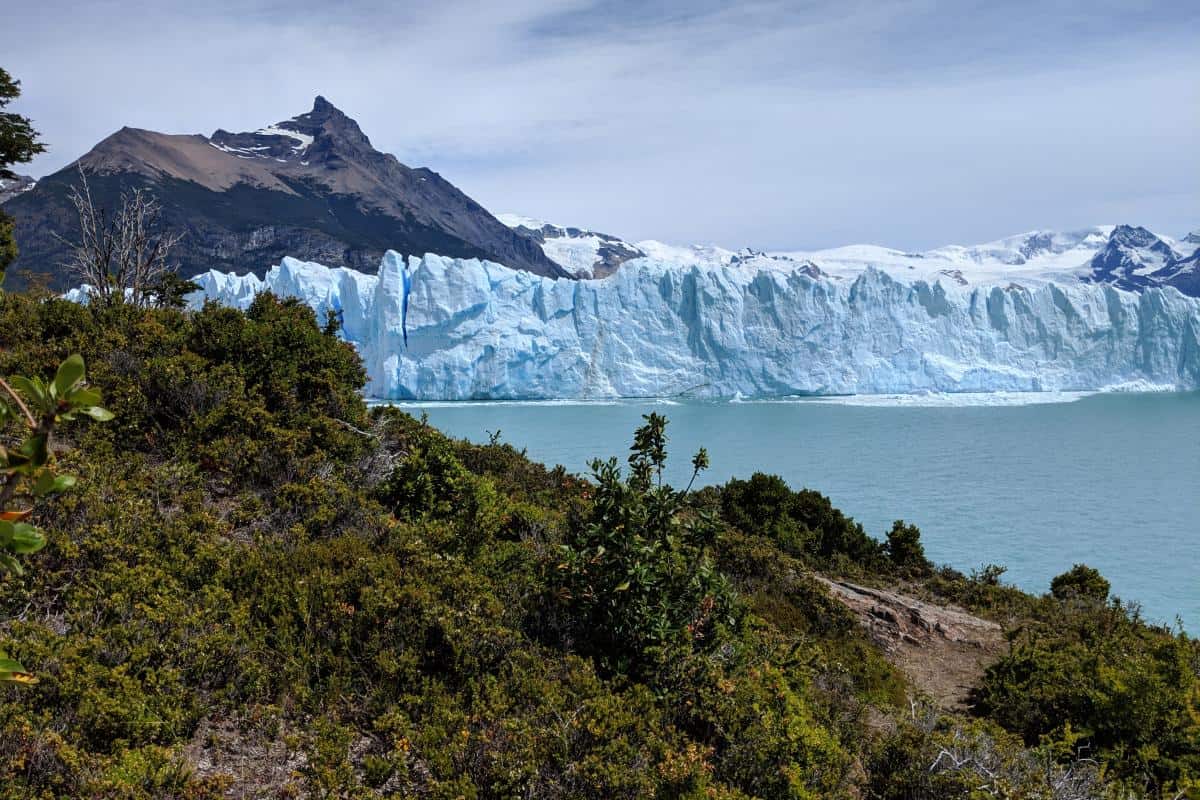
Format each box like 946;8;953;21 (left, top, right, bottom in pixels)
5;0;1198;249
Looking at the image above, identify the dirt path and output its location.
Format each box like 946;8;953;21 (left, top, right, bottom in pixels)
814;577;1006;710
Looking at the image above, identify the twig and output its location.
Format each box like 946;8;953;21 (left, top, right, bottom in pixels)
0;376;36;427
331;418;379;439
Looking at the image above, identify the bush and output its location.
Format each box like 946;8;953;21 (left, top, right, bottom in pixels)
1049;563;1110;602
719;472;886;570
972;599;1200;794
885;519;928;574
552;413;739;678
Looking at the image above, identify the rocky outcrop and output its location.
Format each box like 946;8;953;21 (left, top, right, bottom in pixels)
815;577;1004;709
815;578;1000;650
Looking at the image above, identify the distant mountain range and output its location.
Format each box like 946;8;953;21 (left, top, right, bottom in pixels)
499;215;1200;297
3;97;566;288
2;96;1195;297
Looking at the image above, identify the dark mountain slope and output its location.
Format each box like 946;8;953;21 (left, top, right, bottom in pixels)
1083;224;1179;292
4;97;567;287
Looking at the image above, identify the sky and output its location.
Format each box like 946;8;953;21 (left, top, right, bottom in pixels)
5;0;1198;251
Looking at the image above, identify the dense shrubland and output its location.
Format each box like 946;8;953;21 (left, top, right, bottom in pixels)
0;290;1195;799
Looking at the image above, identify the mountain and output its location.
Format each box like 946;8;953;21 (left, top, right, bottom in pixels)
1147;229;1200;296
1156;249;1200;296
495;214;646;278
501;216;1200;297
1174;230;1200;258
190;252;1200;400
1083;225;1178;291
2;97;567;287
0;174;35;204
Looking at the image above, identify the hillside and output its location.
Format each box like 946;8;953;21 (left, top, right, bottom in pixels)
0;290;1195;799
2;98;567;288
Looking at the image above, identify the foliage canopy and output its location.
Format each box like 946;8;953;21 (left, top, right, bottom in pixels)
0;290;1194;799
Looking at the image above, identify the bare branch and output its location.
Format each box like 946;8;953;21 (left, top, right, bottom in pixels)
0;376;36;427
57;166;183;308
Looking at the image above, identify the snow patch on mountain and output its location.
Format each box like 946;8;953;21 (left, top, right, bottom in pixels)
1170;231;1200;259
498;214;647;278
187;252;1200;401
255;125;314;152
0;175;36;204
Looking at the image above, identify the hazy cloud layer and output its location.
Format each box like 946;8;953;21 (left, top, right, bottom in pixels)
6;0;1198;249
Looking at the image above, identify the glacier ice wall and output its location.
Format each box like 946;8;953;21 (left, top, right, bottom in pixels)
189;252;1200;400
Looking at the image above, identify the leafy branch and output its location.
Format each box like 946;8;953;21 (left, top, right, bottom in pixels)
0;354;112;683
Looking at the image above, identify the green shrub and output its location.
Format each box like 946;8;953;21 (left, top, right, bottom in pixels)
973;599;1200;794
884;519;928;574
551;414;740;679
719;472;886;570
1049;563;1110;602
1;353;111;684
0;289;1189;798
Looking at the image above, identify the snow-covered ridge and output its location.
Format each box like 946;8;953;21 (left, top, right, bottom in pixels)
498;215;1200;296
188;252;1200;401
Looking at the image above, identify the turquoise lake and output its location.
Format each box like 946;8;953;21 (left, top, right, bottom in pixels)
393;392;1200;630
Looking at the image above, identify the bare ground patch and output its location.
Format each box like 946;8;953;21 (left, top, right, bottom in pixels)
814;577;1006;710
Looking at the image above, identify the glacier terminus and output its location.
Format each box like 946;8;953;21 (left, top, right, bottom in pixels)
188;250;1200;401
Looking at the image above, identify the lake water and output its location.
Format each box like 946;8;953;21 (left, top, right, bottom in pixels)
391;392;1200;630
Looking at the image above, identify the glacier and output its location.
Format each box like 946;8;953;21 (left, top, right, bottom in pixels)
187;252;1200;400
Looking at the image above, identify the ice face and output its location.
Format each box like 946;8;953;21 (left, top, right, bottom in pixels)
187;253;1200;400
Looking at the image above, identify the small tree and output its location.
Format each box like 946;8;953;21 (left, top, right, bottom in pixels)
886;519;928;573
0;354;112;683
147;271;201;310
58;167;183;308
556;413;736;677
0;67;47;274
1049;564;1110;602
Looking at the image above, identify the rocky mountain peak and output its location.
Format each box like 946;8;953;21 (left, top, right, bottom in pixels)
207;97;375;166
280;96;374;160
5;97;567;284
1017;231;1056;260
1087;224;1179;291
1107;224;1172;252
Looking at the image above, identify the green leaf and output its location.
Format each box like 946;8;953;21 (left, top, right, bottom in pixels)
8;523;46;554
615;580;631;592
33;470;76;497
0;551;23;575
52;354;86;399
82;406;115;422
0;519;12;546
15;433;49;469
32;469;55;496
67;387;102;408
8;375;45;412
